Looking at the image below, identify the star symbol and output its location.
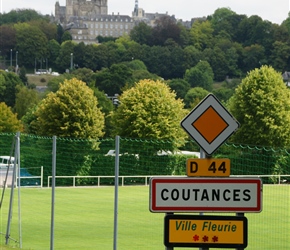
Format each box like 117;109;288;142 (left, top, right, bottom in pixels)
202;235;209;242
193;235;199;241
212;236;218;242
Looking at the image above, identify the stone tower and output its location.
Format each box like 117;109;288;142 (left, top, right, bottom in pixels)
66;0;108;21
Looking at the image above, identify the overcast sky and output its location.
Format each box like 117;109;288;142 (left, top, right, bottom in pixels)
1;0;289;24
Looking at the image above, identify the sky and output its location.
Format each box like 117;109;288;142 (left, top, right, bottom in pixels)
0;0;290;25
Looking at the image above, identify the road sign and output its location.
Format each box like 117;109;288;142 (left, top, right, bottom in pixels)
149;177;262;213
186;158;230;177
180;94;239;155
164;214;248;248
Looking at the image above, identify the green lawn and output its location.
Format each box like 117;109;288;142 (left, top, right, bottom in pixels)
0;185;289;249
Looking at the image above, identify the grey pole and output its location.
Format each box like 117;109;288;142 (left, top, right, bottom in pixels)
16;132;22;248
199;149;209;250
5;133;18;245
10;49;12;68
50;136;57;250
70;53;73;71
113;136;120;250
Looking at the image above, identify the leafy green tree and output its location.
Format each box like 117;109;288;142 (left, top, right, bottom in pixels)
55;40;76;72
203;47;229;81
94;63;133;95
56;24;64;44
32;78;105;139
0;25;16;58
168;79;190;100
14;86;40;119
92;87;114;137
19;66;28;85
184;87;209;109
48;39;61;69
130;22;153;45
0;9;44;25
14;23;48;68
182;46;203;70
151;16;181;46
184;61;213;91
189;20;213;50
29;19;57;41
61;31;72;43
228;66;290;147
0;70;24;107
0;102;23;132
46;74;74;92
71;68;95;85
242;44;265;72
269;41;290;72
110;79;187;148
209;7;237;37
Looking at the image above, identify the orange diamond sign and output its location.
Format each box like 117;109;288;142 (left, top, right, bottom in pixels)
181;94;239;155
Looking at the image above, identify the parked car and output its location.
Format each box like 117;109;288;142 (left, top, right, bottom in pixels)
0;156;15;169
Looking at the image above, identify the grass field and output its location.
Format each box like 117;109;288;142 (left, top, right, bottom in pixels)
0;185;289;250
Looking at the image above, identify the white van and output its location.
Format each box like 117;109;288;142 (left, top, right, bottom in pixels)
0;156;15;169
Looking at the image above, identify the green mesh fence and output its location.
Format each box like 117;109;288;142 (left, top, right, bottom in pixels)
0;133;289;249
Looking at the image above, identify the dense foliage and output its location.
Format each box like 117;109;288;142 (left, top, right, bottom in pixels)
110;79;187;148
32;78;105;139
228;66;290;147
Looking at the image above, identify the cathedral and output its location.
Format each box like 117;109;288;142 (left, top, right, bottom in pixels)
55;0;108;24
54;0;180;44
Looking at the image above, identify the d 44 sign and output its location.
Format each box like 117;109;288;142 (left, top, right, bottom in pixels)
187;159;230;177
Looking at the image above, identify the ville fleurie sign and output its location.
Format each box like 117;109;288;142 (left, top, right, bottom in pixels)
149;177;262;213
164;214;248;249
180;94;239;155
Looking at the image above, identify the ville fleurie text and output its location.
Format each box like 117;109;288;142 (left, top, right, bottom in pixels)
164;215;248;248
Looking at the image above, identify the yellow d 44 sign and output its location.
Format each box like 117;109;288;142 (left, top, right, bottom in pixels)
186;158;230;177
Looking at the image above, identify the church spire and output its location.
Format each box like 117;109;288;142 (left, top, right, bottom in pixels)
134;0;138;16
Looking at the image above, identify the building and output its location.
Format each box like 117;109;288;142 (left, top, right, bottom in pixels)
54;0;183;44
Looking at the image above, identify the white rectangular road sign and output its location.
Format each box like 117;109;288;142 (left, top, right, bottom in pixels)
149;177;262;213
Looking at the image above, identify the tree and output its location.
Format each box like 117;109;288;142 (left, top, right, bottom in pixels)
269;41;290;72
94;63;133;95
14;86;40;119
168;79;190;100
228;66;290;147
0;70;24;107
189;20;213;50
130;22;153;45
55;40;76;72
110;79;187;148
184;87;209;109
32;78;105;139
242;44;265;72
0;25;16;58
14;23;48;68
0;102;23;132
48;39;61;69
151;16;181;46
184;61;214;91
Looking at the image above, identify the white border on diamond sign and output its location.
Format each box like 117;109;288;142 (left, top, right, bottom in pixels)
181;94;239;155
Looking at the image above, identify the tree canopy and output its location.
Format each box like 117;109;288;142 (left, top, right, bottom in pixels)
0;102;23;132
228;65;290;147
32;78;105;139
110;79;187;148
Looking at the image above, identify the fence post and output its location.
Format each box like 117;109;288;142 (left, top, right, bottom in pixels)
50;136;57;250
113;136;120;250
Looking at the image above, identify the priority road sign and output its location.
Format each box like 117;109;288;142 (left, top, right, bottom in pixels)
186;158;230;177
180;94;239;155
149;177;262;213
164;214;248;248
